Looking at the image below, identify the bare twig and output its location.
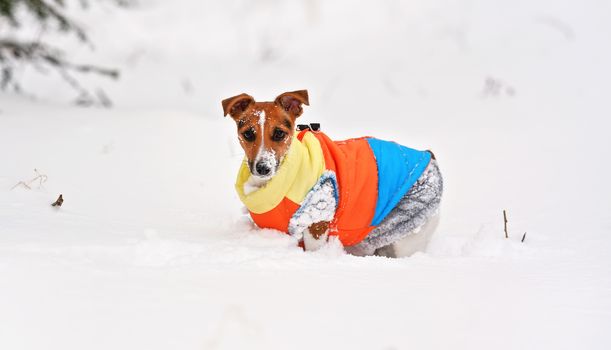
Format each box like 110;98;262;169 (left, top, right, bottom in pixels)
11;181;32;190
521;232;527;243
503;209;509;239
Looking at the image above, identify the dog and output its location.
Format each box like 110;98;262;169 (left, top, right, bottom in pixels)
222;90;443;257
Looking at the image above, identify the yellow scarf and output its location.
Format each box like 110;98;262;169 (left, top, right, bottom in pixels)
235;133;325;214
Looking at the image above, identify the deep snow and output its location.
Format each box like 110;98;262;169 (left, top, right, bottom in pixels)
1;0;611;349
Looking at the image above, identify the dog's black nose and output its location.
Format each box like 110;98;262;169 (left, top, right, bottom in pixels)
255;162;271;176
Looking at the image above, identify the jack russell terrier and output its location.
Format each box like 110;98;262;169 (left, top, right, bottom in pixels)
222;90;443;257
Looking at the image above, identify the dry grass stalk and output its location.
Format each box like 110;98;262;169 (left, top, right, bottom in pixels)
11;169;48;190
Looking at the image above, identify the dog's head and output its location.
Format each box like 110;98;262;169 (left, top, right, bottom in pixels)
222;90;309;179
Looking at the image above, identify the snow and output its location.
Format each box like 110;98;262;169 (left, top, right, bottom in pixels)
243;172;269;195
257;110;266;129
252;147;277;177
2;0;611;349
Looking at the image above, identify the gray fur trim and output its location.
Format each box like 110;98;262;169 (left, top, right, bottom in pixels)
345;159;443;256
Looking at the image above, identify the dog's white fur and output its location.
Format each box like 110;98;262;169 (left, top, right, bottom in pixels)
376;214;439;258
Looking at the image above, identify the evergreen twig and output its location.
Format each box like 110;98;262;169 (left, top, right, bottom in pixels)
0;0;129;106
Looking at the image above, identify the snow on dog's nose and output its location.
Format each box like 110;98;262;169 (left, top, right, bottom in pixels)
253;149;276;177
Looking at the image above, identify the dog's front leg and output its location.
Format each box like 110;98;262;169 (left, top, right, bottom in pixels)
303;221;329;251
288;173;337;251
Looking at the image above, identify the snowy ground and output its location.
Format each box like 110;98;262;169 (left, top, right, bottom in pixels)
2;0;611;349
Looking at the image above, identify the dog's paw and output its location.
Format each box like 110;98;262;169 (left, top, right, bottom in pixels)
309;221;329;239
303;221;329;251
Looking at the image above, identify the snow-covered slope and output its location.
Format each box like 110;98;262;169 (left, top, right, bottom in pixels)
1;0;611;349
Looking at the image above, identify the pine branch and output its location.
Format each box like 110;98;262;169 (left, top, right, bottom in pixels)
0;39;119;105
1;0;89;42
28;0;89;42
0;0;131;105
0;39;118;77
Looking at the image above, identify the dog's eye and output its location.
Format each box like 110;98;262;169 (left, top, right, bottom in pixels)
272;128;286;142
242;129;256;142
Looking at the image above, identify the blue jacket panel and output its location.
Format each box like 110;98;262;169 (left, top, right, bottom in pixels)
366;138;431;226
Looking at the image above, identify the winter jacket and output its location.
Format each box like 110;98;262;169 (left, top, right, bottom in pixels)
235;130;432;246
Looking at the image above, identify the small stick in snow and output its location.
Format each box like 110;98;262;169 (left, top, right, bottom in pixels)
51;194;64;207
521;232;527;243
11;181;32;190
503;209;509;239
11;168;48;190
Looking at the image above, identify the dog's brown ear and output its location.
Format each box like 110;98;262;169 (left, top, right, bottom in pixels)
222;93;255;118
274;90;309;118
